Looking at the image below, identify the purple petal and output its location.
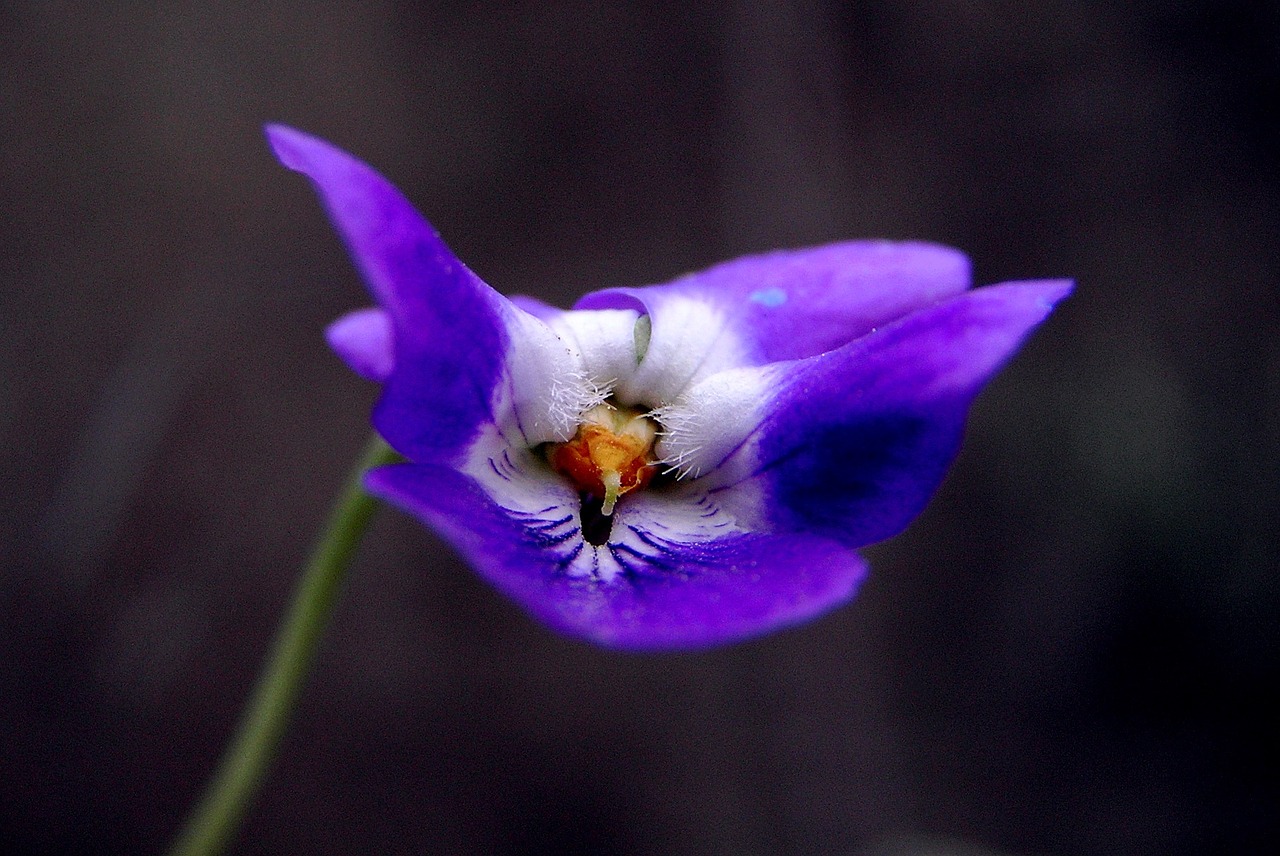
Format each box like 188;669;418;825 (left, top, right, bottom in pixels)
709;279;1072;547
365;463;868;649
326;307;394;381
575;241;971;368
269;125;592;462
268;124;508;460
268;125;488;327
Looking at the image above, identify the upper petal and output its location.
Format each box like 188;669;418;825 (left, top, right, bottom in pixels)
692;279;1073;546
575;241;972;391
268;124;487;333
365;461;868;649
269;125;593;462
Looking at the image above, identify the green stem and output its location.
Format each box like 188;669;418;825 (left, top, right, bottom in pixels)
167;434;399;856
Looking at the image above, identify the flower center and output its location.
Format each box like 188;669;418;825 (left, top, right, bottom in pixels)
547;404;658;517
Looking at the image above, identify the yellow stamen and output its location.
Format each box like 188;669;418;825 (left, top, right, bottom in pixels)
547;404;658;517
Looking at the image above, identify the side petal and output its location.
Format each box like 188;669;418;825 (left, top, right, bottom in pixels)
575;241;972;394
366;463;868;650
326;307;394;382
701;279;1073;547
268;125;591;461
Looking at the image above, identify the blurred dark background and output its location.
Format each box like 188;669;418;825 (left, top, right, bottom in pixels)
2;1;1276;854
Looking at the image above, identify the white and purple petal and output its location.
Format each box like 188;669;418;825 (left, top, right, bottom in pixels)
696;279;1072;547
365;462;868;650
268;125;595;463
575;241;972;386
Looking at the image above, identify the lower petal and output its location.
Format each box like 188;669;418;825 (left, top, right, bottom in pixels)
365;463;868;649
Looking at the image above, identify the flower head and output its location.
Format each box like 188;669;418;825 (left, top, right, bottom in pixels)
267;124;1071;650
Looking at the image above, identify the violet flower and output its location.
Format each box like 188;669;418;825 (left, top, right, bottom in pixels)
267;125;1070;650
